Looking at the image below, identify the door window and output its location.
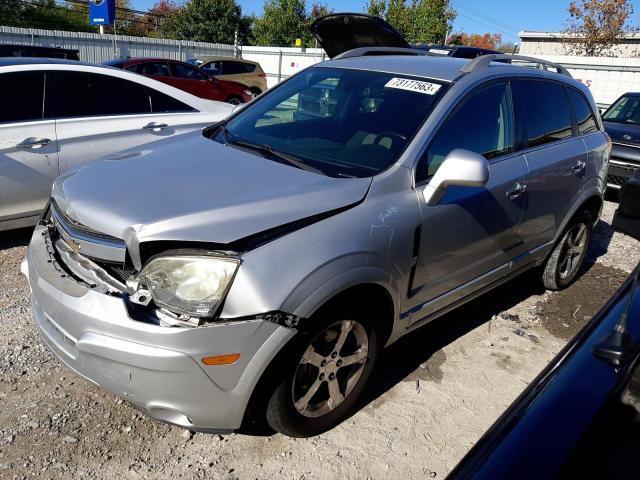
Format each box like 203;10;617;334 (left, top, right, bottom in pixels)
567;88;598;135
0;71;46;124
519;79;573;147
416;81;514;182
221;61;255;75
126;62;171;77
170;63;208;80
201;61;221;75
54;71;152;118
148;88;196;113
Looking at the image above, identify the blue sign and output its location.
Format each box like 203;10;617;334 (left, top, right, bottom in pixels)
89;0;116;26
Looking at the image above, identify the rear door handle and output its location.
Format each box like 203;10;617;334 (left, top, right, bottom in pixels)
506;181;527;200
142;122;169;131
16;138;51;149
572;160;586;174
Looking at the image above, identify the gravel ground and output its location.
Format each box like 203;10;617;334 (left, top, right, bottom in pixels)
1;200;639;480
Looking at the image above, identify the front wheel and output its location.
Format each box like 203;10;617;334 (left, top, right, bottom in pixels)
542;210;593;290
266;317;380;437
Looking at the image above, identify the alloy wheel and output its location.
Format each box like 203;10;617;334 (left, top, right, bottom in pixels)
559;222;588;280
292;320;369;418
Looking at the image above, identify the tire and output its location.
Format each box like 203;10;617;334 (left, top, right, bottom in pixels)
542;210;593;290
250;87;262;96
265;309;381;437
226;95;243;105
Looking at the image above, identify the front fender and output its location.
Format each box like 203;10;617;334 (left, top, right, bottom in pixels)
288;265;399;320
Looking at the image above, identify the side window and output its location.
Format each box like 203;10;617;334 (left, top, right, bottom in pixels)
201;61;221;75
0;71;46;124
54;71;152;118
416;81;514;182
519;79;573;147
170;63;207;80
568;88;599;135
148;88;197;113
127;62;171;77
222;61;252;75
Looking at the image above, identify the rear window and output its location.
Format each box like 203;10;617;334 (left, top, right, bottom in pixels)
568;88;598;135
519;79;573;147
0;71;46;124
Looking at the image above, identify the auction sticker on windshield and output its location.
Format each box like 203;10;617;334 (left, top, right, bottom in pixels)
384;78;441;95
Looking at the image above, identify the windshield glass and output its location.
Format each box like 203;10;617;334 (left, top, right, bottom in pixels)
216;66;447;178
603;94;640;124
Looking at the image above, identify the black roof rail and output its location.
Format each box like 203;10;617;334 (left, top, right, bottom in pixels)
460;54;572;78
334;47;428;60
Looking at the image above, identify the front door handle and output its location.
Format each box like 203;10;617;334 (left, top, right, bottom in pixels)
572;160;586;175
506;181;527;200
16;137;51;149
142;122;169;131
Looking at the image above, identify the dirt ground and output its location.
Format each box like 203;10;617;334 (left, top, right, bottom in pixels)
1;201;639;480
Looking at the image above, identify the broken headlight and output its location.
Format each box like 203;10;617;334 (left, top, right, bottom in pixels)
138;255;239;317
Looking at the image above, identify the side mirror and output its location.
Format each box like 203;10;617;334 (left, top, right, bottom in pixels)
422;149;489;206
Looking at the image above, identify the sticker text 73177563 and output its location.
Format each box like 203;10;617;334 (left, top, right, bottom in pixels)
384;78;442;95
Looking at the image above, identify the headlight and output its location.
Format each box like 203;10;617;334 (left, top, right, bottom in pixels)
139;255;239;317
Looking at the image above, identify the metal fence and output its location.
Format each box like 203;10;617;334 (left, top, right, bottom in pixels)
0;26;235;64
0;26;325;88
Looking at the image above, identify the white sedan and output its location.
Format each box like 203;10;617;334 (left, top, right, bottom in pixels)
0;58;233;231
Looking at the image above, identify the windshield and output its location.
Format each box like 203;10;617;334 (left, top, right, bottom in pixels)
603;94;640;124
215;66;447;178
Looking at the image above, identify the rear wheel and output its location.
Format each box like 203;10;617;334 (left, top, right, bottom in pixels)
225;95;243;105
266;315;380;437
542;210;593;290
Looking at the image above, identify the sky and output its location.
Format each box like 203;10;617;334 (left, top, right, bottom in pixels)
130;0;640;44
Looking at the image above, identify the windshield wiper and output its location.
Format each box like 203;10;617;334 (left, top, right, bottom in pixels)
223;130;326;175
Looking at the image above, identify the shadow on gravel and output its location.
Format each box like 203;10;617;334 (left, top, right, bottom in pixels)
0;227;33;251
354;268;547;416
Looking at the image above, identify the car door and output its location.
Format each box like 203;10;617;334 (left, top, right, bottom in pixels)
52;69;200;175
168;62;222;101
516;79;585;251
0;70;59;228
407;80;529;323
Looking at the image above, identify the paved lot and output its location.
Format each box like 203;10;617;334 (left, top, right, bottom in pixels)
1;200;639;479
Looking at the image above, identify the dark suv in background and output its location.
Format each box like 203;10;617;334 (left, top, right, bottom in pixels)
602;92;640;189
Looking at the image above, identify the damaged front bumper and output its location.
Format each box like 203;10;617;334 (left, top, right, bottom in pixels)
24;224;296;432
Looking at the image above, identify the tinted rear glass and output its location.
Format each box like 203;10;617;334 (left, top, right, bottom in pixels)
568;88;598;134
520;80;573;147
0;71;45;124
54;71;152;117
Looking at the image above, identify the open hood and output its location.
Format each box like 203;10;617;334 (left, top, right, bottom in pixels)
311;13;410;59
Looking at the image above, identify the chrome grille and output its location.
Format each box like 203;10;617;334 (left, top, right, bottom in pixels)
50;201;127;263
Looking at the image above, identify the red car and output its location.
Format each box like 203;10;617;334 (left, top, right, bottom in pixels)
104;58;253;105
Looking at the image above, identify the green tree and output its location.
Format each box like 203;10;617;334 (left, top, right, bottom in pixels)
365;0;456;45
164;0;243;44
253;0;309;47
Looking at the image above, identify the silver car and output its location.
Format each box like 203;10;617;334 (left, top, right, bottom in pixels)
24;17;609;438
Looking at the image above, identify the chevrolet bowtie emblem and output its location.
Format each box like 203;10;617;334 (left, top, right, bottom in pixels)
65;238;82;252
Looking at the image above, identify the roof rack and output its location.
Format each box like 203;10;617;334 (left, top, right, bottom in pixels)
334;47;428;60
460;54;572;78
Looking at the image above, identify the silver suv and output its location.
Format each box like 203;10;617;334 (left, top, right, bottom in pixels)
24;28;609;437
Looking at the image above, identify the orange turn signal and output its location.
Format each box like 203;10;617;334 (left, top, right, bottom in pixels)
201;353;241;366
